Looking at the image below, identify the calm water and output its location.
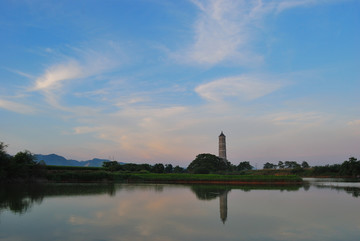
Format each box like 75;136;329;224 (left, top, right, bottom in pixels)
0;179;359;241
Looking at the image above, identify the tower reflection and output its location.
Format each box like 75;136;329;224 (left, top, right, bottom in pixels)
190;185;231;223
219;190;229;223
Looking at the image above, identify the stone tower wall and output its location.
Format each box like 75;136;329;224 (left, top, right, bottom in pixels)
219;132;227;161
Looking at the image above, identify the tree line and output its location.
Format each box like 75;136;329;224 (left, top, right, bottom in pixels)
0;142;46;181
186;153;360;177
102;161;185;173
263;161;310;169
262;158;360;177
311;157;360;177
1;141;359;179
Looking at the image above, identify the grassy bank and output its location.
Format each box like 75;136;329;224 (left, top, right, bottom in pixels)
45;167;302;184
126;173;301;182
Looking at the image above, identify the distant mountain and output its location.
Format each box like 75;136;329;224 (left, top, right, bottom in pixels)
34;154;81;166
83;158;114;167
34;154;125;167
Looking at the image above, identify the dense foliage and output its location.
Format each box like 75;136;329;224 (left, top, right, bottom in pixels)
0;142;46;181
237;161;253;171
261;157;360;177
312;157;360;177
102;160;185;173
263;161;309;169
187;153;231;174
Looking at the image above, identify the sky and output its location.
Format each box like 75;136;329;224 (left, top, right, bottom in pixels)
0;0;359;167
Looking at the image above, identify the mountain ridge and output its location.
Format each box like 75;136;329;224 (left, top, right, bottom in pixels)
34;154;125;167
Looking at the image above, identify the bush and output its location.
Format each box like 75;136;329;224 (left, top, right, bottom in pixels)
187;153;231;174
193;167;210;174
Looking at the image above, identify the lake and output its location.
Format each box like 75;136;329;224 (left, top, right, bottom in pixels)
0;178;359;241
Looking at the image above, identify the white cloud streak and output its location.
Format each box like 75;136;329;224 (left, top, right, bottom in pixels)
195;75;283;102
33;60;83;91
275;0;334;13
0;98;36;114
4;68;34;79
30;44;122;111
267;112;326;126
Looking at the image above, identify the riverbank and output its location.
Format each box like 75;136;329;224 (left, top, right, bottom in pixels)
1;164;303;184
42;170;303;184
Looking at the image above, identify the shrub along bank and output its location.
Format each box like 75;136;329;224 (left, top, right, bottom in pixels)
44;170;302;183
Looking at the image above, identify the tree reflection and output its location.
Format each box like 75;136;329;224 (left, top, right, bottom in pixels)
344;187;360;197
190;185;231;200
311;184;360;198
2;181;358;224
0;183;116;215
0;184;44;215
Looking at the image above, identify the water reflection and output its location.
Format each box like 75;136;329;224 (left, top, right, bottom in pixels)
190;184;302;223
1;181;360;241
219;190;228;223
0;180;358;218
190;185;232;223
304;178;360;198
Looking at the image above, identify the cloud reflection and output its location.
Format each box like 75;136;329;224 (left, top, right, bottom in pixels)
1;183;360;241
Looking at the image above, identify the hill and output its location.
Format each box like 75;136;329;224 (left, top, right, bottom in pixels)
34;154;125;167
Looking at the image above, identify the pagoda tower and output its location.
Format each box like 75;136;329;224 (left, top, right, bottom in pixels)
219;131;227;162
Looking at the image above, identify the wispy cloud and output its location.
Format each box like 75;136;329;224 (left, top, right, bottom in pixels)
33;60;83;91
173;0;337;66
268;111;326;125
195;75;283;102
275;0;334;13
3;68;34;79
30;43;123;111
174;0;261;65
0;98;36;114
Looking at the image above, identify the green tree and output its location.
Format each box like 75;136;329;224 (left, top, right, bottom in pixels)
139;163;152;172
13;150;36;165
173;165;185;173
165;164;173;173
123;163;140;172
278;161;284;169
237;161;253;171
187;153;230;174
152;163;165;173
102;161;122;171
284;161;300;169
9;150;37;178
0;142;8;159
301;161;310;168
313;164;341;175
0;142;10;179
340;157;360;177
263;162;276;169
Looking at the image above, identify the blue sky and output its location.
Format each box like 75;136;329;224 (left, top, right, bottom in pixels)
0;0;359;166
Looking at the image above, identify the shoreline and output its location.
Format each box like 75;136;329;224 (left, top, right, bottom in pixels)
1;178;303;185
125;180;303;185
